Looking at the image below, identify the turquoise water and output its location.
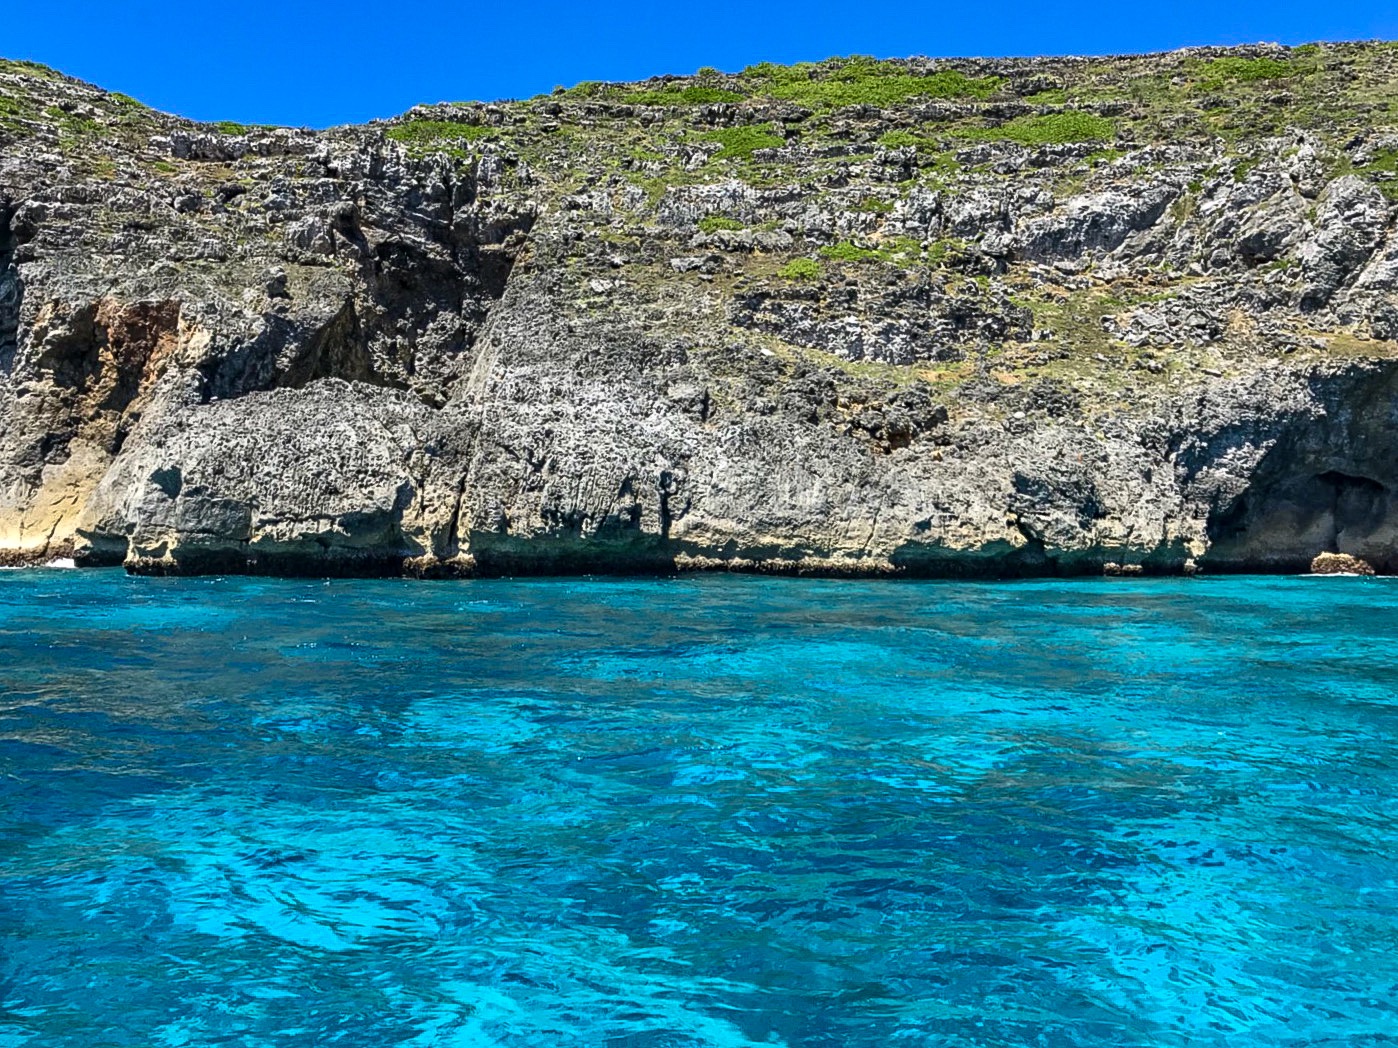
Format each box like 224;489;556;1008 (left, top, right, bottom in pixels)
1;571;1396;1047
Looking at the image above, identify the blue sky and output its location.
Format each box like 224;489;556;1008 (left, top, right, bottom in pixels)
7;1;1398;127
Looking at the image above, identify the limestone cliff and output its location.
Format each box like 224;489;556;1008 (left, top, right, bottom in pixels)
4;43;1398;576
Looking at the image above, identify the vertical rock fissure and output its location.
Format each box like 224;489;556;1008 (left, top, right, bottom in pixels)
0;201;21;373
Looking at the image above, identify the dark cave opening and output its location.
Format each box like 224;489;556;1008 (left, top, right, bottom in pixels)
1205;469;1395;572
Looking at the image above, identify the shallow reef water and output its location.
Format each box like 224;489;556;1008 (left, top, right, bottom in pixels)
0;570;1396;1047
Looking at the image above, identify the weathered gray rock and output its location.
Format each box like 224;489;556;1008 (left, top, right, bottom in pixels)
1016;186;1176;263
1299;176;1390;310
3;45;1398;577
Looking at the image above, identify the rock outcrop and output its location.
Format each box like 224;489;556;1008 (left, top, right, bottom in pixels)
4;44;1398;576
1310;551;1376;575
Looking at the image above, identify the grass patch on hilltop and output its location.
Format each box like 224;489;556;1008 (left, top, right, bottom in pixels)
555;81;607;99
625;85;744;105
1190;56;1306;90
741;57;1002;109
558;80;743;105
387;119;495;154
0;59;60;80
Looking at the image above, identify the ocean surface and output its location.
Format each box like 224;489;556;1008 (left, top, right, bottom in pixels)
0;570;1395;1047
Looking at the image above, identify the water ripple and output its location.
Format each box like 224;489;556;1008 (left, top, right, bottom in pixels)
0;572;1396;1046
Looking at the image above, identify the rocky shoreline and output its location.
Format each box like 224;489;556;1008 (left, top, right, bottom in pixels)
4;44;1398;579
1;547;1383;579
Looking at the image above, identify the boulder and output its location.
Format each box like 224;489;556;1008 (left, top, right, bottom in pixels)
1310;552;1377;576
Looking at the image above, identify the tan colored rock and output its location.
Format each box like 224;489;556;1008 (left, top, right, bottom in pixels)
1103;562;1145;576
1309;552;1377;576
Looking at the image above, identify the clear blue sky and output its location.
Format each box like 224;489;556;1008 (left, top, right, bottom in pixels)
7;1;1397;128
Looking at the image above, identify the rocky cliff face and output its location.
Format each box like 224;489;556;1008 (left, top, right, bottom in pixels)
4;43;1398;576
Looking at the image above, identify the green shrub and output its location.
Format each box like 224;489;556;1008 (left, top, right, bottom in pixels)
0;59;59;80
737;57;1001;108
964;111;1115;145
778;258;823;280
1360;149;1398;200
820;237;922;264
1362;148;1398;176
878;236;923;261
878;129;922;149
386;119;494;150
1193;57;1300;90
1232;156;1260;181
212;120;251;135
704;123;784;160
855;196;894;213
761;66;1002;109
560;80;607;99
926;237;967;266
740;61;818;84
821;240;879;262
698;215;745;232
626;85;744;105
557;78;746;105
45;105;99;137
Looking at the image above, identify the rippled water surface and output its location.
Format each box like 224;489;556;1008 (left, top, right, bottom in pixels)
1;570;1396;1047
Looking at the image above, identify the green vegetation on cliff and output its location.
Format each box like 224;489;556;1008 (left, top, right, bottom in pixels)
386;119;494;153
703;123;785;160
742;58;1004;107
963;111;1116;145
